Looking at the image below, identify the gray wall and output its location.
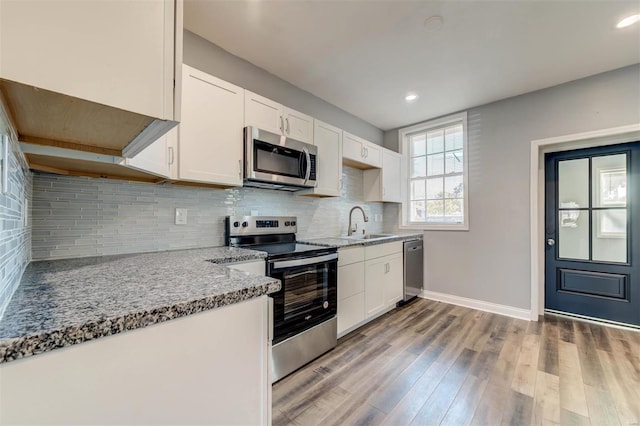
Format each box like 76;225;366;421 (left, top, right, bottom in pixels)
183;30;384;145
31;167;383;260
0;139;31;319
384;64;640;310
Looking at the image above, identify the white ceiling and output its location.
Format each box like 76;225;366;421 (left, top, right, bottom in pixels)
184;1;640;131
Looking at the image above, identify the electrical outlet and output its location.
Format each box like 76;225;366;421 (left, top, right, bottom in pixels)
175;208;188;225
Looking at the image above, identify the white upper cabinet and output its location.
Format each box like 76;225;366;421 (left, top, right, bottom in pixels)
0;0;181;158
342;132;382;169
178;65;244;186
0;0;176;121
363;148;402;203
244;91;314;144
123;129;176;179
298;120;342;198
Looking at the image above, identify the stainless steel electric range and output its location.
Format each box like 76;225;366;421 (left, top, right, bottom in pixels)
225;216;338;382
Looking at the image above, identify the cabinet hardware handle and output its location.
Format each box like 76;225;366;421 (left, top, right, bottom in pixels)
285;118;290;135
168;146;174;166
361;146;365;158
280;116;284;133
364;147;369;158
238;159;243;179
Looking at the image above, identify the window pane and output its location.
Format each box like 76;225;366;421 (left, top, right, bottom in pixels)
445;125;463;151
426;200;444;219
411;156;426;178
426;177;443;199
445;175;463;198
410;201;425;221
426;129;444;154
592;154;627;207
410;134;426;157
445;199;464;218
445;150;463;174
593;209;627;263
558;158;589;209
411;180;426;200
427;153;444;176
558;210;589;260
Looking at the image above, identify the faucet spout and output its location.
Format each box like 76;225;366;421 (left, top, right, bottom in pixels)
347;206;369;236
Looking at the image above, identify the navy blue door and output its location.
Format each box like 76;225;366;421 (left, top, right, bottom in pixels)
545;142;639;326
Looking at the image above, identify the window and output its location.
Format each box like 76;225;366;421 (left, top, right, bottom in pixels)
399;112;468;230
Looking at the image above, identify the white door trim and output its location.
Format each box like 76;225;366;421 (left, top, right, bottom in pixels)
529;123;640;321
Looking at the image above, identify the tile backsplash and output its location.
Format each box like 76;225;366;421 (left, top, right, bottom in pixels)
32;166;384;260
0;142;31;319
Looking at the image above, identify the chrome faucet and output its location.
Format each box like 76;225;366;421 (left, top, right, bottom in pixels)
347;206;369;236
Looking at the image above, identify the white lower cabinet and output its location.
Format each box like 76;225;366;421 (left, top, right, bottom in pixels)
337;242;404;337
0;296;272;425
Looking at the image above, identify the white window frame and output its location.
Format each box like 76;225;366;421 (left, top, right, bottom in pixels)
398;111;469;231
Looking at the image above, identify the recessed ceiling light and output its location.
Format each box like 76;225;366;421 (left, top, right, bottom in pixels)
617;14;640;28
405;94;418;102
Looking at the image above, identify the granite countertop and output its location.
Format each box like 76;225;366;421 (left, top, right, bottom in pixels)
299;232;423;248
0;247;278;364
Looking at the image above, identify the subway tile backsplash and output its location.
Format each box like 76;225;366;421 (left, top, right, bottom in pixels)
32;166;384;260
0;143;31;319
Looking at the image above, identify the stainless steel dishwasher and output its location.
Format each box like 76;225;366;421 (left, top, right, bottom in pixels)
400;239;423;305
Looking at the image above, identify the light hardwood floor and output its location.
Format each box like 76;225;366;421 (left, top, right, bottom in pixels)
273;298;640;426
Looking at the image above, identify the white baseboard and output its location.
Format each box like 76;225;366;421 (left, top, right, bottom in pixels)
420;290;532;321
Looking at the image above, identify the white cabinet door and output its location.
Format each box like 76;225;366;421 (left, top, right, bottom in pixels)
364;258;386;318
337;262;365;334
363;142;382;168
0;0;175;120
342;131;382;170
245;91;283;135
298;120;342;197
283;107;314;144
342;132;364;163
178;65;243;186
363;147;402;203
384;253;404;307
124;127;179;179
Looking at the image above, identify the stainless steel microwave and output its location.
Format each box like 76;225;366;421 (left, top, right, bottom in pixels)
244;126;317;191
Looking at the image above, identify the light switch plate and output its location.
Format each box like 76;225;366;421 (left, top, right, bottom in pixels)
175;208;188;225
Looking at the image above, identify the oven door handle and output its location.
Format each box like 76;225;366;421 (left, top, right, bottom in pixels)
270;253;338;270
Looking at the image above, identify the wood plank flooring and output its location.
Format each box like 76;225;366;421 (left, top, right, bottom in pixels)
273;298;640;426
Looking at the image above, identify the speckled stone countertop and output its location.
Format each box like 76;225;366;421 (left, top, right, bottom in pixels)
0;247;277;364
299;232;423;248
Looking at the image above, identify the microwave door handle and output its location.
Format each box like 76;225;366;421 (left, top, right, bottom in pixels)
303;147;311;184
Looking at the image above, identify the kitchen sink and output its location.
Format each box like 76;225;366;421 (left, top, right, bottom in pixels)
340;233;395;240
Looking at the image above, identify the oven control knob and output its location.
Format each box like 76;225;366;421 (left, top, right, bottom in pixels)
233;221;240;228
323;301;329;309
241;221;248;228
285;221;291;226
291;221;296;226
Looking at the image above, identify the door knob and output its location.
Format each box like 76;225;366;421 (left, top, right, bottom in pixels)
547;238;556;246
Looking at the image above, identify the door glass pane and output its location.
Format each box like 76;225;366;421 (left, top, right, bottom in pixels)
593;209;627;263
558;158;589;209
592;154;627;207
558;210;589;260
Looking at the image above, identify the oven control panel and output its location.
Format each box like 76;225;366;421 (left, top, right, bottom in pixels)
226;216;297;236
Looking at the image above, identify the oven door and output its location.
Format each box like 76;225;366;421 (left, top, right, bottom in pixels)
268;252;337;344
244;126;317;188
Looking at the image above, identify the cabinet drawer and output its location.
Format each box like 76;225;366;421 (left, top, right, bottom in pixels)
338;262;365;300
365;241;402;260
337;292;365;335
338;247;365;266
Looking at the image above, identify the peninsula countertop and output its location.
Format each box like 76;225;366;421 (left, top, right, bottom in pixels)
0;246;278;364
